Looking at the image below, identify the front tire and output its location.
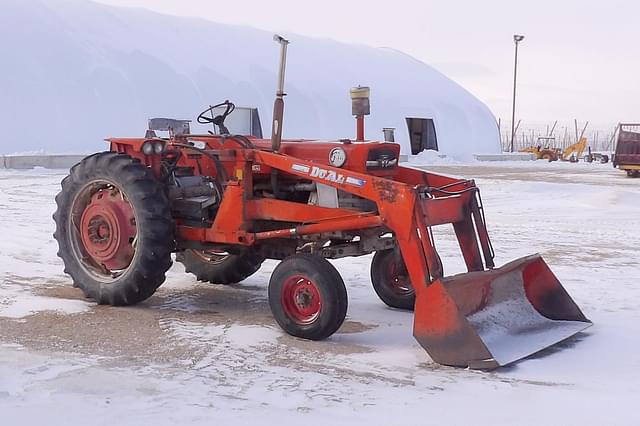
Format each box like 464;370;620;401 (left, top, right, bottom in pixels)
539;149;557;162
371;249;416;310
53;152;174;306
176;249;263;284
269;254;347;341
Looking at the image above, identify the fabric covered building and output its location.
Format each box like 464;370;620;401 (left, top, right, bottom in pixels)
1;0;501;158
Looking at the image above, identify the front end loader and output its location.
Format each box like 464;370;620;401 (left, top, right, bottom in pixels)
53;35;591;369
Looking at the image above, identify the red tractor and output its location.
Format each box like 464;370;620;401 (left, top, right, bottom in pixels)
54;35;591;369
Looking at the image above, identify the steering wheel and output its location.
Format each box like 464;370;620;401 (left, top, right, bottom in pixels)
197;100;235;134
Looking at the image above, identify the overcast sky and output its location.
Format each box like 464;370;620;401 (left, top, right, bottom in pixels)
95;0;638;126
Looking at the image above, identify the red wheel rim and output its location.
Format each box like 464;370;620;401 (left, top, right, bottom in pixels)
385;255;414;296
76;186;136;273
281;275;322;324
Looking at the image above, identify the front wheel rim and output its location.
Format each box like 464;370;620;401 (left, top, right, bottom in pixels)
281;275;322;324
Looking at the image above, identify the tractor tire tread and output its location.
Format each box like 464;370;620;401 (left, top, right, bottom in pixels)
370;249;416;310
53;151;174;306
176;249;264;285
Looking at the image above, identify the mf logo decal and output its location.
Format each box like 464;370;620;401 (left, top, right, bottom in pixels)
291;164;366;187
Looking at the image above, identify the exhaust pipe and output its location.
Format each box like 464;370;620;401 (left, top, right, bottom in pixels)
382;127;396;142
271;34;289;152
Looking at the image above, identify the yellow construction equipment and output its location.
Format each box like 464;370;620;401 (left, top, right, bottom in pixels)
561;137;587;162
519;137;588;163
519;146;560;162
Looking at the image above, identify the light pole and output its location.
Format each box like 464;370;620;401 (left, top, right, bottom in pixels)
510;34;525;152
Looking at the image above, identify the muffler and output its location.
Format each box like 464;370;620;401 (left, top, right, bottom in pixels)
413;254;592;369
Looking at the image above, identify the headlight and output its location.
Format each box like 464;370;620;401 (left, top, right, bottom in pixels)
153;141;165;154
329;147;347;167
142;140;165;155
142;141;154;155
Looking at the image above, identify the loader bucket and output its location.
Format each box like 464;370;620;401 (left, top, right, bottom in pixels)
413;254;591;369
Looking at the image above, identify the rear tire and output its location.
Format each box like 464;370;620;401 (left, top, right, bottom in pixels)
176;249;264;284
269;254;347;340
627;170;640;178
53;152;174;306
371;249;416;310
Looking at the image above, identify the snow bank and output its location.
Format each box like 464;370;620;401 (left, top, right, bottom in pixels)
406;149;464;165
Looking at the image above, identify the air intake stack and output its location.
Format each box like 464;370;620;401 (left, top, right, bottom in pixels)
350;86;370;141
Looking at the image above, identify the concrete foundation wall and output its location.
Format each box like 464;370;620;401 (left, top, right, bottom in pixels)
1;152;535;170
1;155;87;170
474;153;537;161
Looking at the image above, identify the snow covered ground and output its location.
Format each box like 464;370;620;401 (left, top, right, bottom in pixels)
1;162;639;425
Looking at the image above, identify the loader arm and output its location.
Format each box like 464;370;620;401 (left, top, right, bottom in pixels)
562;137;587;161
251;150;494;286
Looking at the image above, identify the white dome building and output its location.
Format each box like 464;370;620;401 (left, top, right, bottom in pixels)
0;0;501;158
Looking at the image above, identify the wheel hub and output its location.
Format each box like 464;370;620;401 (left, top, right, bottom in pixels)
282;276;322;324
79;189;136;271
